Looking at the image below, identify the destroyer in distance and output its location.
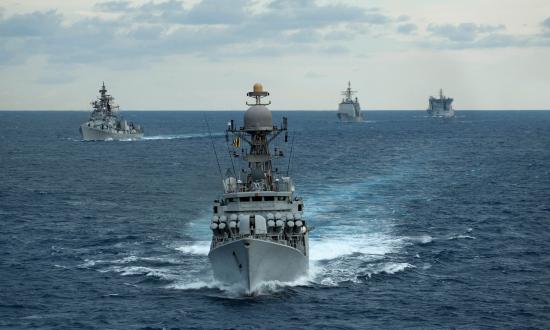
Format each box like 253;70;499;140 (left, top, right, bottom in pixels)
337;81;362;121
79;83;143;141
208;83;309;293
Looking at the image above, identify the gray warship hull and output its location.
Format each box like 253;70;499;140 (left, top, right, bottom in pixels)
207;84;309;295
427;108;455;118
337;82;362;121
337;110;362;122
209;238;308;292
80;123;143;141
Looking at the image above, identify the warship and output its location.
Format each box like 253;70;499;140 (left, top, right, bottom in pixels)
79;83;143;141
427;89;455;118
337;81;362;121
208;83;309;293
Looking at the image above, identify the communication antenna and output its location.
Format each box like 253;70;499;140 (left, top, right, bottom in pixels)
204;114;224;187
286;132;296;176
224;131;237;178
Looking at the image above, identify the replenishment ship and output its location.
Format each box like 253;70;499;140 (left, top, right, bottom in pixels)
337;81;362;121
208;83;309;293
427;89;455;118
79;83;143;141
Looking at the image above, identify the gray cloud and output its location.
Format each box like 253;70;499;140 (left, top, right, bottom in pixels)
397;23;417;34
1;0;396;65
543;17;550;29
364;13;390;25
427;23;505;42
422;20;550;49
0;10;62;37
397;15;410;22
7;1;544;66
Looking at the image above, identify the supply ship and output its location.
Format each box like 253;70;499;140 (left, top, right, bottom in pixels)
427;89;455;118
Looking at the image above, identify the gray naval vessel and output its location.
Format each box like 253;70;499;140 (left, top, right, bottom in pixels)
427;89;455;118
79;83;143;141
337;81;362;121
208;83;309;293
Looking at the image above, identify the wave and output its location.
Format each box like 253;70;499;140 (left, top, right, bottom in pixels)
175;241;210;255
404;235;433;245
448;234;476;240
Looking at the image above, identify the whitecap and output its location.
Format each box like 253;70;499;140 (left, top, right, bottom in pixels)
448;234;475;240
175;241;210;255
404;235;433;245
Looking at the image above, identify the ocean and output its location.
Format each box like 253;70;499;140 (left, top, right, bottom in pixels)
1;110;549;329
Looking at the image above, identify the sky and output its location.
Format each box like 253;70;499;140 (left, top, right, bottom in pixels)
0;0;549;110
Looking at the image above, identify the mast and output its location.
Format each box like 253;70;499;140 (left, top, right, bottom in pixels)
227;83;287;192
341;81;356;102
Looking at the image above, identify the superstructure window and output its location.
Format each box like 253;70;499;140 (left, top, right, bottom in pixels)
264;196;274;201
239;197;250;202
252;196;262;202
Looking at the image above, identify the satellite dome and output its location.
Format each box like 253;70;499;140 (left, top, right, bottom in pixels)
244;105;273;131
253;83;263;93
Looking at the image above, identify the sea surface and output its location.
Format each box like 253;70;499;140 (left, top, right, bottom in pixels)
1;110;550;329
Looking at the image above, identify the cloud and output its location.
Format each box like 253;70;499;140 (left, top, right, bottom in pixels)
4;1;548;67
397;23;417;35
0;0;394;65
185;0;248;24
364;13;390;25
427;23;505;42
397;15;410;22
0;10;62;37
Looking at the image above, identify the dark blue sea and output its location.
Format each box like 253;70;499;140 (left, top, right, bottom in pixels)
1;110;550;329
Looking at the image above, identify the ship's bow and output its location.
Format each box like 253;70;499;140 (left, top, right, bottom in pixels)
208;238;308;293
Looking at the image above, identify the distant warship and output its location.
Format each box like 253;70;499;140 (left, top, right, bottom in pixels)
208;83;309;293
79;83;143;141
427;89;455;118
337;81;362;121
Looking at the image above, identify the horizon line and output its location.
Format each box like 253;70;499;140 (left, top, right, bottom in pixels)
1;109;550;112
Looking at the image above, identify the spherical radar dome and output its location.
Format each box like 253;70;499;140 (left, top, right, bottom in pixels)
244;105;273;131
253;83;263;93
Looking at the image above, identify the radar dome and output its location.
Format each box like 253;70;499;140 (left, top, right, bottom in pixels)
244;105;273;131
253;83;263;93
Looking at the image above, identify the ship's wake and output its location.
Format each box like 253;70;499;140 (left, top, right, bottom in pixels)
69;132;224;142
77;175;421;296
142;132;224;141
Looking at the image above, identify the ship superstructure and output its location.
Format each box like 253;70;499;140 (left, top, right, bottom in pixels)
79;83;143;140
208;83;309;293
337;81;362;121
427;89;455;118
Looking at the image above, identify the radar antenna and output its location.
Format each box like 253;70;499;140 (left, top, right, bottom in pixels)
246;83;271;106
